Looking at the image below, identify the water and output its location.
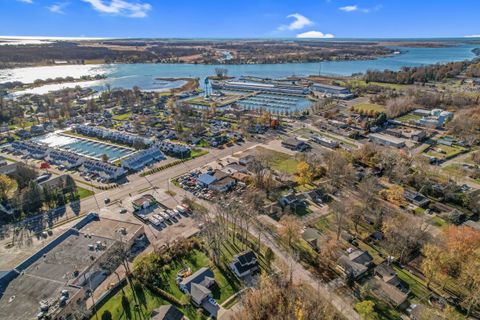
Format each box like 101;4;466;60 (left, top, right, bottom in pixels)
1;43;478;96
33;132;134;161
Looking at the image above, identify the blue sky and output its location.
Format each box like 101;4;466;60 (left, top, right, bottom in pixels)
1;0;480;38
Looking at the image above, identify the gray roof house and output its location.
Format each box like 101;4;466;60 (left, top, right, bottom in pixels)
336;249;373;280
178;267;219;317
150;305;186;320
369;263;409;309
230;251;259;279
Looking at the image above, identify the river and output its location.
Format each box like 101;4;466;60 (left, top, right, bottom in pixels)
1;43;478;96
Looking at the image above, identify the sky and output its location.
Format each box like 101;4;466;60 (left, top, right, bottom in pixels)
1;0;480;39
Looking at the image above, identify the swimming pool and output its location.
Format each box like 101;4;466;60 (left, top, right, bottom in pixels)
33;132;134;162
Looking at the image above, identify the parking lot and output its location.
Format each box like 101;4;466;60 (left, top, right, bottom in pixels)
98;189;202;247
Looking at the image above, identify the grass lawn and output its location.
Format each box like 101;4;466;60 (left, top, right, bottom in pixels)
413;207;425;215
254;146;299;175
159;249;239;304
112;112;132;121
352;103;386;114
77;186;95;199
293;128;357;148
425;144;466;161
341;79;407;90
393;266;430;301
395;113;422;123
190;148;209;159
430;216;447;228
92;280;206;320
8;121;35;130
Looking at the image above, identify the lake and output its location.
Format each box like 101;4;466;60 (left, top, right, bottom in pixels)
1;43;478;96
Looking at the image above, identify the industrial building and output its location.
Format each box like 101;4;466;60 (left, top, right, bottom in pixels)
0;214;144;320
368;133;406;148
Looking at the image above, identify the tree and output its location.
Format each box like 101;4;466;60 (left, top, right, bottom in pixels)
21;181;43;214
330;199;349;240
355;300;378;320
279;215;301;249
322;150;354;193
0;174;18;200
101;153;109;163
233;275;340;320
10;163;37;189
264;247;275;271
382;213;429;263
380;185;405;207
421;244;445;289
296;161;314;186
64;175;78;200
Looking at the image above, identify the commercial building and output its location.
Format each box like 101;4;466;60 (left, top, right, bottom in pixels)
0;214;144;320
310;134;339;148
212;80;309;95
311;83;354;99
415;108;454;128
281;137;310;151
368;133;406;148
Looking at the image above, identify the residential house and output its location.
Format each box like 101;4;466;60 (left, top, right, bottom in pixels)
279;193;306;209
179;267;219;317
336;249;374;280
121;147;165;171
81;159;126;181
302;228;322;252
150;305;186;320
46;149;85;170
11;141;49;159
229;251;259;279
238;155;255;166
369;263;409;309
404;190;430;208
155;141;191;158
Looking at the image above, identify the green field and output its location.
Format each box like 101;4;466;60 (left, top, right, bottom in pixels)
341;79;407;90
395;113;422;123
92;280;206;320
353;103;386;114
251;146;300;174
425;144;467;160
112;113;132;121
77;186;95;199
293;127;357;148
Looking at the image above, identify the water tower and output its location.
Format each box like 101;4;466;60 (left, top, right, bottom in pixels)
204;78;212;98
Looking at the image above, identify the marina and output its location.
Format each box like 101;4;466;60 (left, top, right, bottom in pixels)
33;132;134;162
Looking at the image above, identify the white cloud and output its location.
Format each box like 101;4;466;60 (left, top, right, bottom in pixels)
82;0;152;18
339;4;382;13
339;5;358;12
279;13;313;31
48;3;68;14
17;0;33;3
296;31;335;39
465;34;480;38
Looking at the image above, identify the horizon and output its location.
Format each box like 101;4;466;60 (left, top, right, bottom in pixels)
1;35;480;41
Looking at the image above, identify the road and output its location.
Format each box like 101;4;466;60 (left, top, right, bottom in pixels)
5;137;360;319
